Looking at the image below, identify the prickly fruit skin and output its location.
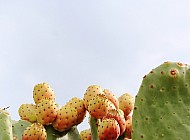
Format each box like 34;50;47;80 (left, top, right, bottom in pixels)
18;103;37;123
108;100;116;110
80;129;92;140
83;85;104;110
103;89;119;109
36;98;57;125
88;94;109;119
0;109;13;140
118;93;134;119
33;82;55;104
98;118;120;140
132;62;190;139
104;109;126;136
66;97;87;125
52;105;78;132
124;116;132;139
22;123;47;140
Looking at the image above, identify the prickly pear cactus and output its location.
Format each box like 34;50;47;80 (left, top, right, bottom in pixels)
0;109;13;140
132;62;190;139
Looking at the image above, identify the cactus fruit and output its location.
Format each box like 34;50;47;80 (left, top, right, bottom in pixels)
0;109;13;140
22;123;47;140
33;82;55;104
124;116;132;139
36;98;58;125
12;82;136;140
132;62;190;139
103;89;119;109
118;93;134;119
108;100;117;110
18;103;37;123
66;97;86;125
97;118;120;140
52;105;78;132
12;120;32;140
88;94;109;119
104;109;126;136
80;128;92;140
83;85;104;110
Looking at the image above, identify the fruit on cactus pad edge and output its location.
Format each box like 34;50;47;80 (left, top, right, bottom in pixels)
33;82;55;104
66;97;87;125
36;98;58;125
22;123;47;140
98;118;120;140
88;94;109;119
83;85;104;110
52;105;78;132
18;103;37;123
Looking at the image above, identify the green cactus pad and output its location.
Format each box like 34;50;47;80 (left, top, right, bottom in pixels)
12;120;32;140
45;125;68;140
0;109;13;140
132;62;190;139
89;116;99;140
67;126;81;140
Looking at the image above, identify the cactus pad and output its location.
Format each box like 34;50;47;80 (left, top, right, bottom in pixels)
0;109;13;140
132;62;190;139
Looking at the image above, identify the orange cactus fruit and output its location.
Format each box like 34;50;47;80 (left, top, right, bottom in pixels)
104;109;126;135
36;98;58;125
103;89;119;109
22;123;47;140
66;97;87;125
87;94;109;119
98;118;120;140
33;82;55;104
52;105;78;132
118;93;134;119
83;85;104;110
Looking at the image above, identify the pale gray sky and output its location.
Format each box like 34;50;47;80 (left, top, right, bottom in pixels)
0;1;190;131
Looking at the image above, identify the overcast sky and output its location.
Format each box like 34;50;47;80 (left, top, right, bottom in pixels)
0;1;190;131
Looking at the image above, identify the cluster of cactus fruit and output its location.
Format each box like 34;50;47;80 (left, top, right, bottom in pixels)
1;61;190;140
0;82;134;140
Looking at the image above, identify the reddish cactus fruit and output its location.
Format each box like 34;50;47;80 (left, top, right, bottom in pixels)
104;109;126;135
18;103;37;123
98;118;120;140
88;94;109;119
80;128;92;140
66;97;86;125
33;82;55;104
83;85;104;110
103;89;119;109
118;93;134;118
22;123;47;140
52;105;78;132
36;98;58;125
108;100;116;110
124;116;132;139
